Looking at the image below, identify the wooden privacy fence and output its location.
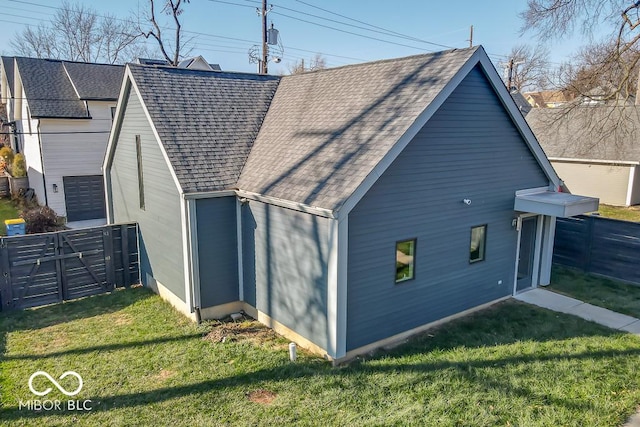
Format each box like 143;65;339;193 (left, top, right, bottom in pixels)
0;223;139;311
554;215;640;285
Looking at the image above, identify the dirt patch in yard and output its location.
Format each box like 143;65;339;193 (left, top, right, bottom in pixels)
151;369;177;383
204;318;284;349
246;389;277;405
112;313;134;326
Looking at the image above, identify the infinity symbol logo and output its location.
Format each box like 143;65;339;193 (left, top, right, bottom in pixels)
28;371;83;397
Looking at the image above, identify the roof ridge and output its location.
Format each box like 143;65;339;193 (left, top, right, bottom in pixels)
282;46;480;79
127;62;280;80
14;56;123;67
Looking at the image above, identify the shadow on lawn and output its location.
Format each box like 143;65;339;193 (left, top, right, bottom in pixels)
0;287;154;366
2;343;639;422
2;300;639;423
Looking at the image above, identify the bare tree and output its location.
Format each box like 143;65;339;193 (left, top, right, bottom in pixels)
138;0;191;66
521;0;640;103
504;44;551;91
10;1;140;64
288;54;327;75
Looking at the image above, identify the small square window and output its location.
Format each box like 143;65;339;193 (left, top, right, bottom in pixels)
395;239;416;283
470;225;487;263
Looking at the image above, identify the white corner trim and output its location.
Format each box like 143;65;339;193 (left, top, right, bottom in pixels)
236;198;244;302
181;198;194;313
626;165;636;207
336;216;348;358
539;216;556;286
188;198;201;310
531;215;544;287
326;215;348;360
326;218;339;359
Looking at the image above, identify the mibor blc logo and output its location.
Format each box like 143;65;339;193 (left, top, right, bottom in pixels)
19;370;92;412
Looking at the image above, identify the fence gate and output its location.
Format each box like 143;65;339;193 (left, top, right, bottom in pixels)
0;223;139;311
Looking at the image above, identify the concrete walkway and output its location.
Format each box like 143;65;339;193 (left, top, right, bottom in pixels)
515;288;640;335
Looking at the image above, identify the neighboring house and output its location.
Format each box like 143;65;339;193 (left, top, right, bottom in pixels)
524;90;573;108
527;106;640;206
104;46;597;362
0;56;123;222
135;55;222;71
1;56;17;151
510;90;532;115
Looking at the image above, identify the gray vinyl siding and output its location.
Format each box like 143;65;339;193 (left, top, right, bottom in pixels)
196;197;238;307
346;65;548;351
242;201;329;350
109;87;185;301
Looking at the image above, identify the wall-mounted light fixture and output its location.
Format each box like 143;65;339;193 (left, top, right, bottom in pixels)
52;183;58;193
462;198;472;206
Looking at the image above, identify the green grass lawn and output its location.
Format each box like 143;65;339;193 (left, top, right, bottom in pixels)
1;288;640;426
0;197;19;235
549;266;640;318
596;204;640;222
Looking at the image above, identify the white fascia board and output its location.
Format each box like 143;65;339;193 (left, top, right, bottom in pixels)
339;49;485;217
549;157;640;166
236;189;336;218
183;190;237;200
127;67;184;197
339;47;560;218
103;68;133;172
476;52;561;189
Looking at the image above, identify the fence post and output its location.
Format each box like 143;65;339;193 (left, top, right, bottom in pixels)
583;215;595;273
103;227;116;290
55;233;66;302
0;238;13;310
120;224;131;287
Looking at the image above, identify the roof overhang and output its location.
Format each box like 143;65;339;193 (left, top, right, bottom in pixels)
514;191;599;217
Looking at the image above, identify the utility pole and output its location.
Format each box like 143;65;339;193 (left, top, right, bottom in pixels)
261;0;268;74
506;58;514;90
468;25;473;48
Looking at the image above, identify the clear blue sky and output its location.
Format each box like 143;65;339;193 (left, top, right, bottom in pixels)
0;0;614;74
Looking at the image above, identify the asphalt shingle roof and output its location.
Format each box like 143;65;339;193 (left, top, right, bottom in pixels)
15;57;124;118
237;47;479;211
63;62;124;100
15;57;88;118
1;56;15;96
526;106;640;161
129;65;279;193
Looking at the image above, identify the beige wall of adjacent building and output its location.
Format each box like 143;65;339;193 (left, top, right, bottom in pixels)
551;160;638;206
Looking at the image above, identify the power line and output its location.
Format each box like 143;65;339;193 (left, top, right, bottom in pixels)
283;0;456;49
272;11;433;52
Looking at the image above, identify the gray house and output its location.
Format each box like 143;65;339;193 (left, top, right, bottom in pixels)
104;46;597;362
527;106;640;206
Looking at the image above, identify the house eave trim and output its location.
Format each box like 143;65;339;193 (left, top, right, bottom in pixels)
549;157;640;166
235;189;336;218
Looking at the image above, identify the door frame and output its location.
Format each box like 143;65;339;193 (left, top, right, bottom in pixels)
512;213;544;295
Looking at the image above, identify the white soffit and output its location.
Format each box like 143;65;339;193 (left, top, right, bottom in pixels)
515;191;599;217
